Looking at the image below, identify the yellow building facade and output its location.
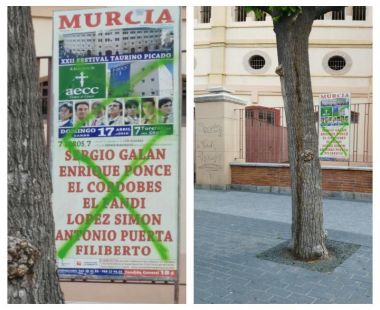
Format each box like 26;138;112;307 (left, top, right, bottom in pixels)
194;6;372;195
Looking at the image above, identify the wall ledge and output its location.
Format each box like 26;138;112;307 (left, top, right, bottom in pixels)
230;162;372;171
229;184;372;202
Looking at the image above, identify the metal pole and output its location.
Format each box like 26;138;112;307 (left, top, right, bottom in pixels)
174;5;183;304
47;57;52;153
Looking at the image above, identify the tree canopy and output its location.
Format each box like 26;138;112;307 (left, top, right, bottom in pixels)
245;6;344;22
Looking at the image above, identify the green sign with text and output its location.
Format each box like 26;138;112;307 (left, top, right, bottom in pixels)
59;64;106;100
133;124;174;136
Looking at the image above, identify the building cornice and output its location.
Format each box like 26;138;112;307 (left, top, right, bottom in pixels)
195;73;373;79
195;87;248;105
195;24;372;30
195;42;372;49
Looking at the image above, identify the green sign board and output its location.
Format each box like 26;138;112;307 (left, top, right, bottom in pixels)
320;106;332;117
59;64;106;100
133;124;174;136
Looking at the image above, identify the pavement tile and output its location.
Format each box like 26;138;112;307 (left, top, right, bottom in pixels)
269;295;292;304
233;289;273;304
283;283;313;295
244;280;271;292
306;283;340;301
288;293;316;304
266;287;292;298
204;285;236;298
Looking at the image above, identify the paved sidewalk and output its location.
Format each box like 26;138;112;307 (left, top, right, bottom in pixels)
194;189;372;304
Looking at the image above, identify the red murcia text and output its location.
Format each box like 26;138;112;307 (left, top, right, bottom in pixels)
59;9;174;29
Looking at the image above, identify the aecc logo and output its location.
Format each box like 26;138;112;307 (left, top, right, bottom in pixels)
59;64;106;100
65;72;100;96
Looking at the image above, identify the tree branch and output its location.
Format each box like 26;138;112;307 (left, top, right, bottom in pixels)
249;6;271;14
249;6;283;19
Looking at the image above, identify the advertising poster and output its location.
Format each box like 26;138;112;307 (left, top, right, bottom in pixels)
319;93;350;161
51;7;180;281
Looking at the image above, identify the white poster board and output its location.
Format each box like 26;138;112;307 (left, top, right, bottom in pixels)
319;93;351;161
51;7;181;281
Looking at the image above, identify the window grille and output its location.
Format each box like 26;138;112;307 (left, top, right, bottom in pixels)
353;6;366;21
235;6;247;22
255;13;266;21
258;111;274;125
249;55;266;70
328;56;346;71
39;80;49;115
351;111;359;123
332;8;345;20
200;6;211;23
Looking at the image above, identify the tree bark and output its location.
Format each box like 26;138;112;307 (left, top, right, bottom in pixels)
273;7;328;260
8;7;64;303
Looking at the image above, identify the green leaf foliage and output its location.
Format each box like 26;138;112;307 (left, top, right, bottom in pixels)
245;6;302;23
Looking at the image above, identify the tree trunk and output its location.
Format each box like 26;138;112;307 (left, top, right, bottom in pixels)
8;7;64;303
273;7;328;260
